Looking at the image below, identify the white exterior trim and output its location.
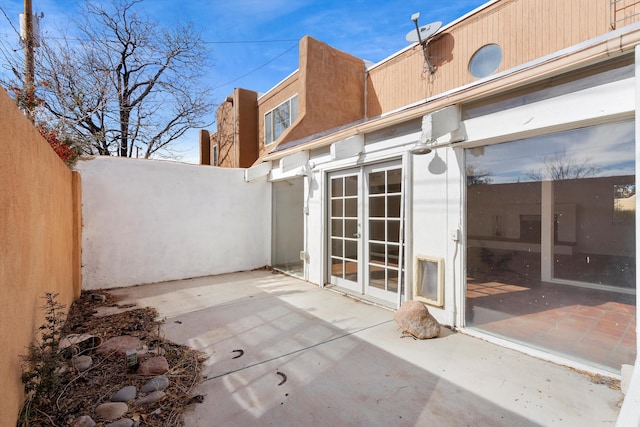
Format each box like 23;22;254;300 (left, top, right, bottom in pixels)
460;77;635;149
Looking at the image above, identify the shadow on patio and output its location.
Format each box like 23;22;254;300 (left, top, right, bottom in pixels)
109;270;622;426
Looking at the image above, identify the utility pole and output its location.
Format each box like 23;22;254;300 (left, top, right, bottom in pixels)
23;0;35;120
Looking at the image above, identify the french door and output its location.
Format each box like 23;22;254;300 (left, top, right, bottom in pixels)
328;161;404;303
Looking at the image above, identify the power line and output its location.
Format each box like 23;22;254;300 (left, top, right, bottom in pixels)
0;6;20;36
1;6;301;98
202;39;298;44
0;32;298;45
212;43;298;90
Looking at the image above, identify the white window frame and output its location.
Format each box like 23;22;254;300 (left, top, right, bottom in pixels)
264;94;298;146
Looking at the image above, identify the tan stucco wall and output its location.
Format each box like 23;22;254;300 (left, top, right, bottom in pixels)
0;88;81;425
271;36;365;152
212;99;235;167
258;73;300;157
236;88;259;168
211;88;259;168
366;0;628;116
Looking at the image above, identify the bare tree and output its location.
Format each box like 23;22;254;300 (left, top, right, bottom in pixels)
36;37;113;155
526;150;600;181
466;165;493;186
4;0;213;159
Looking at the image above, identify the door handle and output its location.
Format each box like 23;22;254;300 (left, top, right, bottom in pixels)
353;232;361;238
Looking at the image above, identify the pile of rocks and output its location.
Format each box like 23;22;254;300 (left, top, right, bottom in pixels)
67;335;173;427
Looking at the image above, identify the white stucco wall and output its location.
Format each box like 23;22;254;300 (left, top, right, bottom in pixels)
411;147;463;326
77;157;270;289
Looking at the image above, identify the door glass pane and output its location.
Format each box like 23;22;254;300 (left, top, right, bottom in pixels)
331;238;343;257
369;220;385;241
388;169;402;193
369;171;386;194
466;119;636;373
345;219;358;238
331;178;343;197
388;274;399;293
369;196;385;217
387;244;399;268
331;219;343;237
387;195;401;217
387;220;400;243
331;199;343;216
345;175;358;196
331;257;343;277
344;240;358;260
369;243;386;264
369;265;386;289
345;198;358;217
345;261;358;281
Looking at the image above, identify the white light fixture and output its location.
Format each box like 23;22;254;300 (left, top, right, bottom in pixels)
410;105;462;155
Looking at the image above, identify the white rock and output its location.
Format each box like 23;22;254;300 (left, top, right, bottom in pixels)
73;355;93;371
95;402;128;421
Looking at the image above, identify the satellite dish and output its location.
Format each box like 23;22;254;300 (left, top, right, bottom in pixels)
406;21;442;43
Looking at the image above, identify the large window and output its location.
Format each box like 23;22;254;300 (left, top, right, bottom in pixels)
466;120;636;373
265;95;298;145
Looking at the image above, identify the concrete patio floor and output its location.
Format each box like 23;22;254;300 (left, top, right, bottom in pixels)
109;270;623;426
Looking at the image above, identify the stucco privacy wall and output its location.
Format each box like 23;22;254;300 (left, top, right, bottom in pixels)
77;157;270;289
0;88;81;425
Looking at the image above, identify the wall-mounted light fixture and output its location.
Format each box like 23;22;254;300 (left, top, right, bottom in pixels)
410;105;463;155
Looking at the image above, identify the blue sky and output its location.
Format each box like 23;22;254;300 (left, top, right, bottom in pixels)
0;0;488;163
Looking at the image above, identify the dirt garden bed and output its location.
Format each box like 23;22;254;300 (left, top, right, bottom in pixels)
18;290;206;426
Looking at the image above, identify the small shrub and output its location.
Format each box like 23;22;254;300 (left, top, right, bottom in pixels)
18;293;67;427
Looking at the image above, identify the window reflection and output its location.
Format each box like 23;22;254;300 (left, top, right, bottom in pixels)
614;183;635;223
466;120;636;372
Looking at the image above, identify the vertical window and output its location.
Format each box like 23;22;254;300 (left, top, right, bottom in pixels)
265;111;272;146
264;95;298;145
212;144;219;166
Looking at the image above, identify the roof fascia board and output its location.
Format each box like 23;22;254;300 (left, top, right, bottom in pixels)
258;68;300;101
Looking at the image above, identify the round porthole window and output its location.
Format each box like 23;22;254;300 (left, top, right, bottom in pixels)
469;43;503;78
